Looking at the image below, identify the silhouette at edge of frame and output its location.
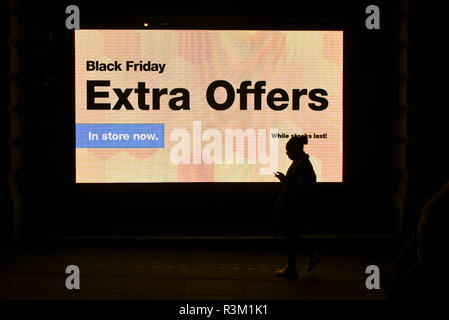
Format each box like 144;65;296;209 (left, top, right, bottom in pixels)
272;134;322;280
385;179;449;300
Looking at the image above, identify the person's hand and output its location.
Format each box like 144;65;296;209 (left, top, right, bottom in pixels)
274;171;286;182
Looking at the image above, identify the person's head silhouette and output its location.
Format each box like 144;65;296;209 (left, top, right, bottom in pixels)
285;134;308;161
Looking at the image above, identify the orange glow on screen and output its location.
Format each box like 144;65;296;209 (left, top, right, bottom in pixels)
75;30;343;183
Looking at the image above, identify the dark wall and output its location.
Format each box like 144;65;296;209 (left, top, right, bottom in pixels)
18;0;403;237
405;0;449;230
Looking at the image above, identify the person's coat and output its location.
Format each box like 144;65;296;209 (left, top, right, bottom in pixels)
273;151;316;235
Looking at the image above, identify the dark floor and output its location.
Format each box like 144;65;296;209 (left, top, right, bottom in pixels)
0;240;391;300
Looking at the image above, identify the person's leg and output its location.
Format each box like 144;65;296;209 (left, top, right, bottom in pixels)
296;235;314;259
276;230;298;279
287;232;297;270
296;234;321;272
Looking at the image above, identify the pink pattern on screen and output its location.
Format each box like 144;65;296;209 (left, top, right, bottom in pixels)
177;30;213;65
75;30;343;183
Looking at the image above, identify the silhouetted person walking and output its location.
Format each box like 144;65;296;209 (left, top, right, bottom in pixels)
273;134;321;279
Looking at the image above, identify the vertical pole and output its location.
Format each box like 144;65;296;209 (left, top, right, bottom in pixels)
8;0;24;246
393;0;409;233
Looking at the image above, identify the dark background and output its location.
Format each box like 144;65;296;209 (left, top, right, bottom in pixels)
2;0;447;241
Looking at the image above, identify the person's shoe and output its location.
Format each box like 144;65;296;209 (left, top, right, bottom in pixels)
305;254;322;272
275;266;298;279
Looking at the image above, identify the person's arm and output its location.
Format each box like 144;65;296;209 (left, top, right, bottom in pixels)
274;171;286;182
416;206;428;264
284;161;315;198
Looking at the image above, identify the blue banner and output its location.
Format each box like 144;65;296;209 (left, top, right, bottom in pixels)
76;124;164;148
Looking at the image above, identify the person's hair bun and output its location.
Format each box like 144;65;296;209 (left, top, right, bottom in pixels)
286;134;308;152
